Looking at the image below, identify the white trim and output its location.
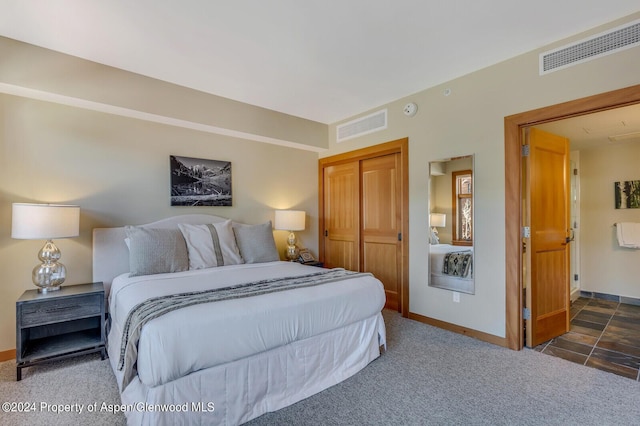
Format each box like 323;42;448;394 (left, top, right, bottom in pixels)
0;83;326;153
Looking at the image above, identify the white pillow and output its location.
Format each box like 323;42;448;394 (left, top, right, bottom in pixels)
178;220;244;269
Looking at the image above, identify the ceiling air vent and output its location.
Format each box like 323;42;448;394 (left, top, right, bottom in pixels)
540;19;640;75
337;109;387;143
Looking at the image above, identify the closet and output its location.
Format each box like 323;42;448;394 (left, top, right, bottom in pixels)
318;138;409;314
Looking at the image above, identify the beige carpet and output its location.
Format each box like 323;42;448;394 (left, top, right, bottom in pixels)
2;310;640;425
0;354;125;426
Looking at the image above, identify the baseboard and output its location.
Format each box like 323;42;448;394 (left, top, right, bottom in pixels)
570;287;581;302
0;349;16;362
580;291;640;306
408;312;508;348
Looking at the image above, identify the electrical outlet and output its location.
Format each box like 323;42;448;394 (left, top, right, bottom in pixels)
453;292;460;303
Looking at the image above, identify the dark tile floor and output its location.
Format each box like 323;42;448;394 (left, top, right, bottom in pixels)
535;297;640;381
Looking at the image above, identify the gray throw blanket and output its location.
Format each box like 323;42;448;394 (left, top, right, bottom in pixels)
443;251;472;277
117;268;368;389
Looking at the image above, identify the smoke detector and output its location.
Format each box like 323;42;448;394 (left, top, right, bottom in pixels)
403;102;418;117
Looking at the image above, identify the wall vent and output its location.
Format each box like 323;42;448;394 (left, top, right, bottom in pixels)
337;109;387;142
540;19;640;75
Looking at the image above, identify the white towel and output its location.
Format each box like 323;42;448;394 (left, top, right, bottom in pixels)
616;222;640;248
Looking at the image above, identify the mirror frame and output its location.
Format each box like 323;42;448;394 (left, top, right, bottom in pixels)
428;155;475;294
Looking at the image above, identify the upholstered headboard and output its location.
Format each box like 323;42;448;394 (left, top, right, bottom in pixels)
92;214;228;295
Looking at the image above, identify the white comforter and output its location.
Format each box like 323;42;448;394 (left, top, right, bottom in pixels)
108;261;386;390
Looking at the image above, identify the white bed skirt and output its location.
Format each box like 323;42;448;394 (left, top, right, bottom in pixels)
430;273;474;294
109;312;386;425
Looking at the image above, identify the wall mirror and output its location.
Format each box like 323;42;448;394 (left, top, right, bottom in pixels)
428;155;474;294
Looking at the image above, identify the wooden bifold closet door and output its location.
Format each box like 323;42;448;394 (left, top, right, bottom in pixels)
319;139;407;313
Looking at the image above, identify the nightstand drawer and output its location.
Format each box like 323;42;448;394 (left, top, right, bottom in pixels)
20;294;102;327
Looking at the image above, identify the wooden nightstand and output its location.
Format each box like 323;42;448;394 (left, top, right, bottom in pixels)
16;282;106;381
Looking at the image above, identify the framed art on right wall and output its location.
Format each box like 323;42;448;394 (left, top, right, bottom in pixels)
615;180;640;209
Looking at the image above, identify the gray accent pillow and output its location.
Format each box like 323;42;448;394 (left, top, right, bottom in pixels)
232;221;280;263
125;226;189;277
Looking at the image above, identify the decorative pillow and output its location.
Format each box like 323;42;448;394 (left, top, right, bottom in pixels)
232;221;279;263
178;220;244;269
125;226;189;277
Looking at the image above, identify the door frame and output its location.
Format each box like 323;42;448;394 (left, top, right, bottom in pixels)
504;84;640;350
318;138;410;317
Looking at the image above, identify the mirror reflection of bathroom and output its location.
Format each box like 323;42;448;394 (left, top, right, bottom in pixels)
428;155;474;294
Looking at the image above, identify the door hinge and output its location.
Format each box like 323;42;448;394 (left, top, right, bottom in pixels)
398;232;402;241
324;230;328;237
522;226;531;238
523;307;531;320
573;168;578;175
574;274;579;281
522;145;530;157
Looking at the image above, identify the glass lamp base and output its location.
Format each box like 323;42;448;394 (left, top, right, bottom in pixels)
37;285;61;294
286;231;299;261
32;240;66;292
286;245;299;261
33;262;66;292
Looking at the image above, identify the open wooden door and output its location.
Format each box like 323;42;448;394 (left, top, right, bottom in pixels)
524;127;571;347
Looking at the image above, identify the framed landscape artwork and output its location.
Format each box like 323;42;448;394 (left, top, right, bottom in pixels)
614;180;640;209
170;155;232;206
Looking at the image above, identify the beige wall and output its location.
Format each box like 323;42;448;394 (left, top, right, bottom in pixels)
579;142;640;298
0;37;328;150
324;13;640;338
0;39;328;353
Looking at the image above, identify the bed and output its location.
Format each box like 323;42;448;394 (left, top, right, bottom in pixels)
429;243;474;294
93;214;386;425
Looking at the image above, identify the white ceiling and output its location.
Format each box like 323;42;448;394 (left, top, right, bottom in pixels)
0;1;639;124
537;104;640;151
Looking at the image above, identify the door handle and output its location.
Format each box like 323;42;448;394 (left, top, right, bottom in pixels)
565;229;575;244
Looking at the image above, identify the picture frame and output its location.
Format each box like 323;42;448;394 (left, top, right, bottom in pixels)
614;180;640;209
170;155;232;206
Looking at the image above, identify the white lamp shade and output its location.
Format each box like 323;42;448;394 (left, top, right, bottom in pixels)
274;210;305;231
12;203;80;239
430;213;446;228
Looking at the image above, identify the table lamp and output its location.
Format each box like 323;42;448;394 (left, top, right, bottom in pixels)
429;213;446;244
11;203;80;293
274;210;306;261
